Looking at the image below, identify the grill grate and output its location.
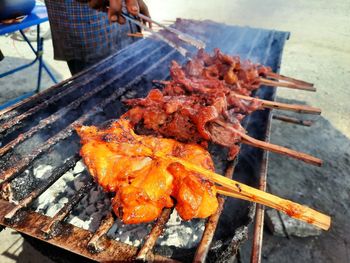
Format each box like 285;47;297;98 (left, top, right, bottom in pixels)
0;19;289;262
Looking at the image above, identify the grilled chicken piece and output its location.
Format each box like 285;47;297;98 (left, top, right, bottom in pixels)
76;118;218;224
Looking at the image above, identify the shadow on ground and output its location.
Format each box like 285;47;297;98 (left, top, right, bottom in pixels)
0;230;53;263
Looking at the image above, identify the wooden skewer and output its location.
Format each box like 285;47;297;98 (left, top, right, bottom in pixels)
213;120;322;166
127;32;144;38
155;154;330;231
272;114;314;127
153;80;169;84
233;94;321;115
239;132;322;166
216;187;330;231
265;72;314;88
259;78;316;92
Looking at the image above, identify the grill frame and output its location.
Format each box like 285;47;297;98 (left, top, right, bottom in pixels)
0;19;290;262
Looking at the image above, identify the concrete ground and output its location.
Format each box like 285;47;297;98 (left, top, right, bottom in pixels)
0;0;349;262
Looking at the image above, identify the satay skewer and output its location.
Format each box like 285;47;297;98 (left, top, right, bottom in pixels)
232;94;321;115
153;80;321;115
259;78;316;92
264;72;314;88
213;120;322;166
154;79;316;93
127;32;144;38
152;152;330;231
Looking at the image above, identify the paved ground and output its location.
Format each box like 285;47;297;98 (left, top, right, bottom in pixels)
0;0;349;262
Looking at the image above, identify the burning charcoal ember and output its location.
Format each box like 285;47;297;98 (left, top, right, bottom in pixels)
265;209;322;237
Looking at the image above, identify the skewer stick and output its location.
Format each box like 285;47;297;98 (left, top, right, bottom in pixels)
265;72;314;88
127;32;144;38
232;94;321;115
259;78;316;92
214;120;322;166
215;186;330;230
273;114;314;127
152;80;170;85
239;132;322;166
155;154;330;231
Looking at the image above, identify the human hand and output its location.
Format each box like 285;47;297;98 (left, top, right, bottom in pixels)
87;0;151;26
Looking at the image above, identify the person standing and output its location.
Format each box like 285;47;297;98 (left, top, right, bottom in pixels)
44;0;150;75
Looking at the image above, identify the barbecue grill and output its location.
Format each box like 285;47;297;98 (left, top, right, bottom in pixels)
0;19;289;262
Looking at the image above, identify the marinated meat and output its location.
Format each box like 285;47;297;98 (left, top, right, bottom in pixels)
77;118;218;224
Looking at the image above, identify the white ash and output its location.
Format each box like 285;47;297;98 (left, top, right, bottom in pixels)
33;161;87;217
33;164;54;179
34;161;110;231
106;209;205;249
157;210;205;248
32;159;111;232
73;161;85;174
107;220;153;247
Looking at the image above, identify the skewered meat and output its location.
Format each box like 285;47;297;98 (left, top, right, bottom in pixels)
124;89;246;160
76;118;218;224
162;48;272;97
124;50;321;165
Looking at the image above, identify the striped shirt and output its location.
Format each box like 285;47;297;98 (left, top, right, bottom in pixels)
45;0;138;62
